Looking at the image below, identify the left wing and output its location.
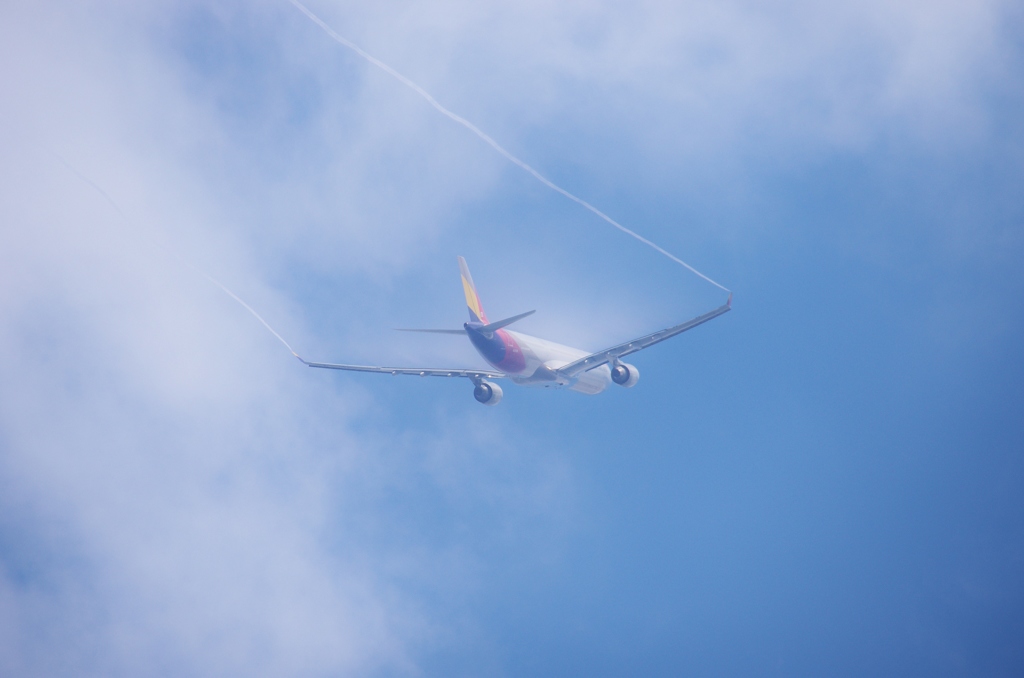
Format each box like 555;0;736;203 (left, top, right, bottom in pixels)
556;296;732;378
295;356;503;380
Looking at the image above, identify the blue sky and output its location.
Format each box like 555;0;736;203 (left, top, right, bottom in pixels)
1;0;1023;675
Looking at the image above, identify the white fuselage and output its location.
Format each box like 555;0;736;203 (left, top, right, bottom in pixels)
475;328;612;394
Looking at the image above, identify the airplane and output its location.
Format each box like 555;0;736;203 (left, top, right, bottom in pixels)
295;257;731;405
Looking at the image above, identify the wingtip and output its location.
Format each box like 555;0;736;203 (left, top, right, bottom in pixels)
727;293;733;308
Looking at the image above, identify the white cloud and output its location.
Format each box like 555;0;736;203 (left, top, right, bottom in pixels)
316;0;1012;154
0;2;579;675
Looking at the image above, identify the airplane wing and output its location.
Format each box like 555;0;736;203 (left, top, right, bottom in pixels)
295;356;504;380
555;296;732;378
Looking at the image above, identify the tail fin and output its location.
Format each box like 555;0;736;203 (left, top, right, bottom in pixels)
458;256;488;323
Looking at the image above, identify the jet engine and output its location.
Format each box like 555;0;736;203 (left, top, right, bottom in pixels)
610;362;640;388
473;380;504;405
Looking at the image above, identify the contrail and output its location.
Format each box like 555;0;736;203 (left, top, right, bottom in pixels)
193;271;303;359
286;0;730;294
50;149;305;362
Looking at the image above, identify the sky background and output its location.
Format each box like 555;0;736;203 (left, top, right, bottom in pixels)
1;0;1023;675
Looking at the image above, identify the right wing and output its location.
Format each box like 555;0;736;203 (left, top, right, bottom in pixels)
556;296;732;378
295;355;503;380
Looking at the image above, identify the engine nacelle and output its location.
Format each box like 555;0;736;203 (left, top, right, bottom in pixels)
473;380;504;405
610;363;640;388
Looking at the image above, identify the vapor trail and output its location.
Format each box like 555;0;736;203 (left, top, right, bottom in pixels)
195;272;303;360
286;0;731;294
51;149;305;362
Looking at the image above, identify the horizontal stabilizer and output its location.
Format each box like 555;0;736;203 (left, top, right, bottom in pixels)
479;310;535;334
394;328;467;335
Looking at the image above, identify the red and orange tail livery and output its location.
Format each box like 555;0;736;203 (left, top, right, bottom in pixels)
458;255;488;324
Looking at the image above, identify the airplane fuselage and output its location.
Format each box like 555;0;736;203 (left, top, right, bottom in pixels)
465;323;611;394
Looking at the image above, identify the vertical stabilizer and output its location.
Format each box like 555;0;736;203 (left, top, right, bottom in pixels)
458;256;488;323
